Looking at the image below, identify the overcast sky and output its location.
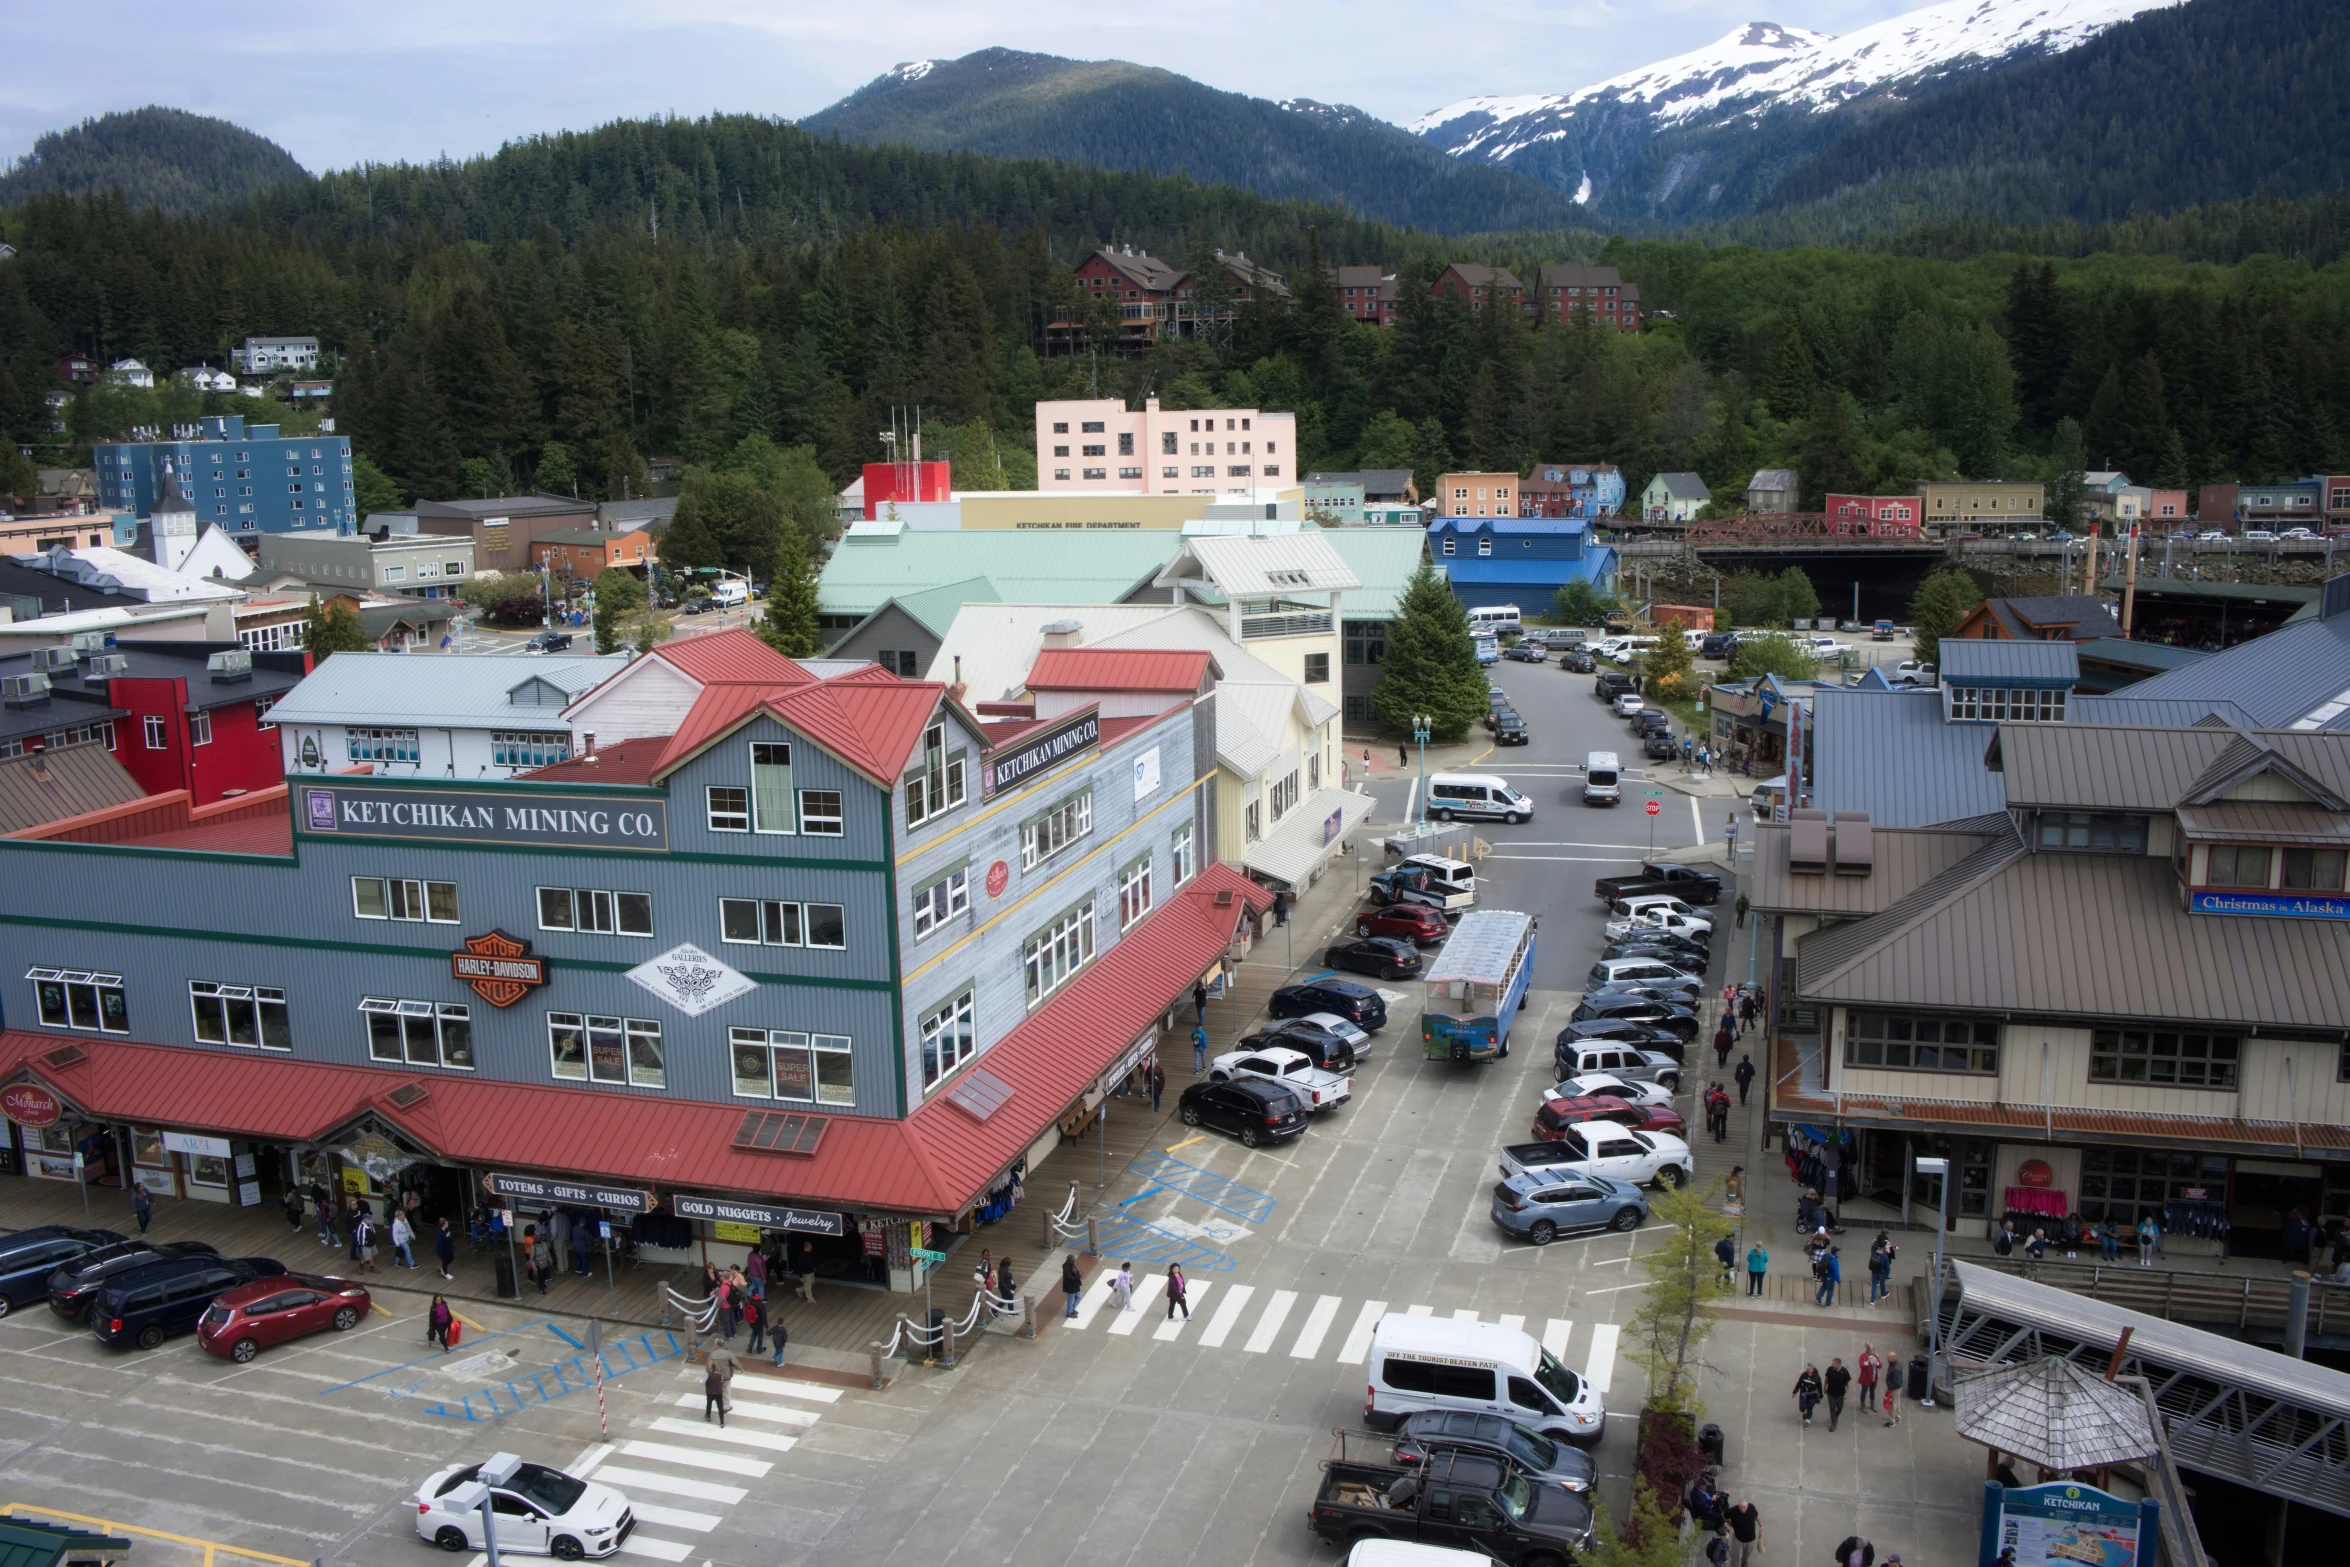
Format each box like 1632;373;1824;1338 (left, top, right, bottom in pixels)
5;0;1934;173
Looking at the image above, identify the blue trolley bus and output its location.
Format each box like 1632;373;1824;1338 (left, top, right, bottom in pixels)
1420;909;1536;1063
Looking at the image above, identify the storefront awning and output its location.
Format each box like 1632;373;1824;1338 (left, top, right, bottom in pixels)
0;865;1270;1220
1242;787;1374;888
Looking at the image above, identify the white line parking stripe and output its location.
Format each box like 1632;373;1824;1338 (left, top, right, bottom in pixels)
615;1534;694;1561
1498;1314;1525;1334
628;1505;722;1534
1584;1323;1620;1394
592;1467;748;1505
1543;1319;1573;1360
1450;1308;1478;1322
669;1393;818;1427
1335;1300;1387;1365
1153;1280;1212;1341
1106;1274;1166;1334
616;1441;772;1478
1405;1304;1434;1317
648;1416;796;1454
1242;1290;1297;1353
1197;1285;1254;1349
1288;1295;1341;1359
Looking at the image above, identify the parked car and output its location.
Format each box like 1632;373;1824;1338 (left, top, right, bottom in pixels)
1270;978;1388;1031
1635;706;1671;735
1551;1071;1677;1108
2196;529;2227;541
1502;643;1548;663
1556;1017;1685;1060
1391;1410;1599;1493
1528;1095;1686;1141
1493;713;1530;747
1291;1012;1373;1058
1592;862;1722;906
1354;904;1451;946
2282;527;2319;541
1369;855;1478;911
1593;672;1634;702
1553;1041;1681;1091
1491;1171;1648;1245
47;1239;219;1323
1311;1449;1596;1560
1569;993;1700;1040
1610;892;1709;923
2046;530;2074;543
1209;1046;1351;1112
1602;939;1709;976
1560;649;1596;673
1177;1078;1308;1148
416;1459;636;1559
1585;977;1704;1008
1323;936;1424;981
1481;705;1517;733
1642;732;1676;760
90;1254;289;1350
1700;633;1739;661
1256;1021;1361;1071
1587;957;1701;991
524;630;574;653
0;1227;127;1317
2244;529;2278;541
1610;692;1645;718
1501;1123;1693;1190
197;1273;373;1361
1604;907;1714;943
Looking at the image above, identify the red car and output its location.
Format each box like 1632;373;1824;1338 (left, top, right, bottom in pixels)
196;1273;372;1362
1352;904;1450;946
1533;1093;1686;1140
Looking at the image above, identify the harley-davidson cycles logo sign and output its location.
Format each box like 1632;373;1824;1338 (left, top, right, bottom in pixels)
450;930;549;1008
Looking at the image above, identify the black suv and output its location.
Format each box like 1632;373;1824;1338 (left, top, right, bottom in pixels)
1572;993;1701;1040
0;1227;126;1316
1270;978;1388;1031
1594;672;1635;702
91;1254;287;1350
1177;1078;1307;1148
48;1239;220;1323
1560;649;1596;673
1393;1410;1599;1493
1558;1016;1686;1060
1495;712;1530;746
1701;633;1739;660
1247;1024;1359;1072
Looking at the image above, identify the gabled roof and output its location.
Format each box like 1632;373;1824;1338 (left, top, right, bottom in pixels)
266;651;618;730
1749;469;1798;490
1970;594;2122;640
0;741;146;835
1809;687;2009;827
646;628;811;686
650;674;955;789
891;576;1001;638
1025;648;1215;695
1157;531;1359;597
1938;639;2079;685
1987;724;2350;812
818;531;1178;618
1440;263;1523;291
1086;248;1184;292
1316;528;1430;620
1647;472;1710;501
2107;595;2350;731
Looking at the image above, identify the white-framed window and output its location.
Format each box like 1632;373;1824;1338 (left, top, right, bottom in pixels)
493;732;571;768
718;898;846;949
189;981;289;1050
799;789;844;835
706;785;749;833
1119;857;1153;930
26;968;128;1033
905;723;967;827
1020;790;1093;871
142;715;167;749
537;887;653;937
1271;770;1301;820
546;1012;663;1087
1171;823;1196;886
253;698;276;729
730;1027;853;1105
751;742;794;833
360;997;473;1070
920;990;977;1088
1022;901;1097;1007
347;726;420;762
351;876;458;923
911;866;970;939
1441;536;1456;556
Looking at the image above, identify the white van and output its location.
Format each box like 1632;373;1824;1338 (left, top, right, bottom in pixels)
1364;1314;1606;1447
1426;772;1534;825
1681;629;1707;652
1582;751;1620;807
1468;604;1523;637
709;579;749;609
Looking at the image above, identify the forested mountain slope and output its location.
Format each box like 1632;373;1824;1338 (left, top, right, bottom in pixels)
0;107;309;216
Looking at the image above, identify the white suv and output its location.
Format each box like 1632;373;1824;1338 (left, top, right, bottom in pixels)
1552;1070;1676;1108
1605;907;1714;943
1502;1124;1693;1190
1210;1046;1350;1112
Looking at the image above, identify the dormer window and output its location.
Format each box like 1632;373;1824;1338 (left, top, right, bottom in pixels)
1948;685;2066;722
2036;811;2146;854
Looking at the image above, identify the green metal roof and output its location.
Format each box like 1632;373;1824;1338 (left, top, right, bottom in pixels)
0;1517;134;1567
1319;527;1432;620
892;576;1002;637
818;530;1179;618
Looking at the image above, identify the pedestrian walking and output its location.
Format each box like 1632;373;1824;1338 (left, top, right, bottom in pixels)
1814;1245;1841;1307
1857;1345;1880;1419
1792;1364;1824;1427
1193;984;1208;1025
428;1295;454;1353
1112;1261;1135;1311
703;1363;727;1426
1145;1057;1164;1113
997;1257;1016;1306
713;1275;735;1340
1061;1256;1084;1319
1734;1053;1755;1105
2137;1214;2160;1267
1882;1361;1904;1426
314;1181;335;1245
1398;743;1408;767
1166;1263;1190;1319
793;1239;818;1302
1734;892;1751;931
744;1294;766;1355
282;1186;305;1232
1738;989;1758;1032
1835;1536;1875;1567
1714;1234;1736;1289
1713;1019;1734;1070
768;1315;789;1369
530;1230;553;1293
744;1247;766;1301
131;1184;153;1236
1273;891;1289;927
1726;1499;1762;1567
356;1214;379;1272
391;1212;415;1269
1746;1243;1768;1298
435;1217;456;1281
1192;1023;1209;1073
1824;1357;1852;1430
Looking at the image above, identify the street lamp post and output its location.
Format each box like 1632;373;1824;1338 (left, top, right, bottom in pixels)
1914;1156;1950;1409
445;1452;523;1567
1412;714;1431;828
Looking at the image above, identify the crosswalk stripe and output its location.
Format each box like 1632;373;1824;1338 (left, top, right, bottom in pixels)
1405;1304;1434;1317
1498;1314;1526;1334
1542;1319;1572;1360
1289;1295;1342;1359
1106;1274;1167;1335
1153;1280;1212;1341
649;1416;797;1454
1069;1275;1119;1331
1243;1290;1298;1353
1197;1284;1255;1348
615;1534;694;1562
617;1440;772;1478
627;1504;722;1534
592;1466;748;1506
1451;1308;1479;1322
670;1371;842;1404
1335;1300;1387;1366
1584;1323;1620;1394
670;1393;819;1428
567;1442;616;1479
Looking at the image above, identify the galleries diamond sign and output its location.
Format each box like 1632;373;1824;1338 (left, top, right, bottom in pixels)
625;942;755;1017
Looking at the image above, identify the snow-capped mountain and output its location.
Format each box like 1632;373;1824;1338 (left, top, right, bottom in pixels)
1416;0;2174;214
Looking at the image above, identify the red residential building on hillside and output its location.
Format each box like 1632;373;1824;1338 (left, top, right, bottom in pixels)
1048;247;1290;354
1530;265;1642;332
1431;264;1524;313
1334;265;1401;326
1822;494;1925;536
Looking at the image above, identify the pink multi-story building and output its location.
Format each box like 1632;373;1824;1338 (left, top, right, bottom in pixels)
1034;397;1297;496
1822;494;1924;536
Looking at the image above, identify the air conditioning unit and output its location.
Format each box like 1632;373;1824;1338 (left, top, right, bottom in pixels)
81;653;129;682
1;673;52;708
27;647;78;673
207;648;254;682
70;630;113;655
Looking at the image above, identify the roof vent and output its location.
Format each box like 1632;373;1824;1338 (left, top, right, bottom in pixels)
39;1044;85;1069
28;647;77;673
70;631;112;655
82;653;129;683
1;672;52;709
945;1067;1016;1123
732;1110;826;1156
1214;889;1235;906
1789;809;1829;874
1040;618;1084;649
207;648;253;683
1830;812;1874;876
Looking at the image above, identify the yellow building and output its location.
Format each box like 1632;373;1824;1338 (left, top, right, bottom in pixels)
1918;480;2047;535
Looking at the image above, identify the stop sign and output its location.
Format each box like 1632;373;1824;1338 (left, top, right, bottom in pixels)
1645;800;1662;817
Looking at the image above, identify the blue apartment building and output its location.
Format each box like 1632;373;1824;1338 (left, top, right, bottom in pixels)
1428;516;1618;612
0;639;1260;1288
92;415;355;536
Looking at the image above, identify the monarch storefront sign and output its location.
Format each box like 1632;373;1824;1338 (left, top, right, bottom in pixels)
482;1171;657;1214
983;708;1099;798
671;1193;846;1236
451;930;549;1007
0;1083;63;1128
300;783;668;851
2189;890;2350;920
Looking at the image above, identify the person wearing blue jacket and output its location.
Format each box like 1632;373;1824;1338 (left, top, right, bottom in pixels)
1814;1245;1841;1307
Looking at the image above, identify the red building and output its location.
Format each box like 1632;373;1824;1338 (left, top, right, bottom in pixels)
10;642;311;805
530;527;658;582
1821;494;1925;536
1529;265;1642;332
1047;248;1290;355
1334;265;1400;326
859;461;954;518
1431;264;1524;313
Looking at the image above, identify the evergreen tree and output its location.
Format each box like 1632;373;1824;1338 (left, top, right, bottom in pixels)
2082;365;2128;470
1798;390;1867;510
590;566;648;655
1554;580;1617;626
350;453;404;515
1763;313;1816;422
1408;417;1454;506
1776;567;1822;628
1355;409;1417;471
2116;354;2170;479
534;441;580;496
2003;261;2070;431
301;594;371;658
757;534;822;658
2153;427;2192;489
1372;562;1486;743
1721;571;1785;629
2045;418;2088;532
1623;1178;1737;1420
1907;569;1984;666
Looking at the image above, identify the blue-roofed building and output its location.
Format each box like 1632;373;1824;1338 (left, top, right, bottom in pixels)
1810;686;2008;827
1427;516;1615;613
92;415;354;538
2100;572;2350;731
1936;638;2080;723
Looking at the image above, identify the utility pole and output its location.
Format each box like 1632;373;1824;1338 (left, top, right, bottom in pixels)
1413;714;1431;828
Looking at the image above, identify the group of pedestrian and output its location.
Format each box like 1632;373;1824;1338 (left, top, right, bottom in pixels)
1057;1258;1192;1322
1792;1343;1906;1430
1683;1472;1761;1566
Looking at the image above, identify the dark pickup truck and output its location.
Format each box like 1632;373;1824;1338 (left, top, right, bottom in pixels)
1592;860;1723;906
1311;1445;1593;1565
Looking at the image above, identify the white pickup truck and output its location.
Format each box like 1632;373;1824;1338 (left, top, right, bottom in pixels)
1210;1046;1351;1112
1500;1124;1693;1190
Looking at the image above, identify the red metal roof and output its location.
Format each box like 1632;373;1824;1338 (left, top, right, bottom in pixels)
515;736;671;787
648;629;812;687
0;866;1270;1216
1025;648;1215;694
650;676;953;790
828;664;903;684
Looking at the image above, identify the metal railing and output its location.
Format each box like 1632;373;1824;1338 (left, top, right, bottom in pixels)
1962;1254;2350;1338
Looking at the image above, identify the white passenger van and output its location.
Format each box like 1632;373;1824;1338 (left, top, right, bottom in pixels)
1582;751;1620;807
709;578;749;609
1467;604;1523;638
1426;772;1534;824
1364;1314;1606;1448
